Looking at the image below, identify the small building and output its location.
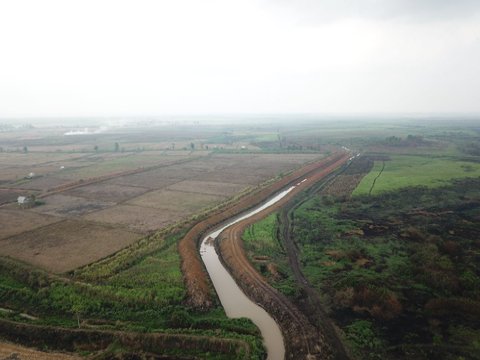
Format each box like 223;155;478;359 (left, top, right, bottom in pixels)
17;195;35;208
25;172;35;179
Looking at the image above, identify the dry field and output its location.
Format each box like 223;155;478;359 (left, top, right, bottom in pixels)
0;150;324;273
30;194;114;217
65;182;149;202
168;180;246;196
0;189;25;204
0;208;61;239
0;219;140;273
127;189;224;212
83;204;183;233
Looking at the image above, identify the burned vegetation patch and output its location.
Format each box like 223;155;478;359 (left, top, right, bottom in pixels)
292;178;480;359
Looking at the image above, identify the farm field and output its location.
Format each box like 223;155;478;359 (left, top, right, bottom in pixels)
0;123;324;274
1;117;479;359
0;219;141;273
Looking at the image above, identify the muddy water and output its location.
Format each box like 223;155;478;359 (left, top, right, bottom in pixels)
200;186;298;360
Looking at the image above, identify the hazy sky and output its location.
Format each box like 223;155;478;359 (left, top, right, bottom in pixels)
1;0;479;117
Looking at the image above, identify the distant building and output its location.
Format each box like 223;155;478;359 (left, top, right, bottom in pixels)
26;172;35;179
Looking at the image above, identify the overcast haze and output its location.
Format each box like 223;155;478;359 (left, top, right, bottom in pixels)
1;0;479;117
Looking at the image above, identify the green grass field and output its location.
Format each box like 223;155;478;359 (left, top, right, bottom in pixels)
353;155;480;195
242;213;278;252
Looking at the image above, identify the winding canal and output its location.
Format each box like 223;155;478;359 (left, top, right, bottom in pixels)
200;186;300;360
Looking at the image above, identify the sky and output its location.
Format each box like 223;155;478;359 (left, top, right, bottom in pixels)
0;0;479;117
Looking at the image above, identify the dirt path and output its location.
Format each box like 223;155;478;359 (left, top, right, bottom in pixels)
0;341;80;360
368;160;385;195
278;203;350;360
216;154;350;359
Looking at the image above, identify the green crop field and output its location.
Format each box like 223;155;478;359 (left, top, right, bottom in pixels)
353;155;480;195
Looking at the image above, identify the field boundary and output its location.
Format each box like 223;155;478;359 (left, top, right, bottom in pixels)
369;160;385;195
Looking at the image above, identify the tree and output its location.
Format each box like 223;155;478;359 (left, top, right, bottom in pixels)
23;146;28;153
94;145;99;152
114;142;119;152
190;142;195;150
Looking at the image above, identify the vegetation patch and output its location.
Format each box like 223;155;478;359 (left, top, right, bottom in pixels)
292;178;480;359
353;155;480;195
242;213;297;296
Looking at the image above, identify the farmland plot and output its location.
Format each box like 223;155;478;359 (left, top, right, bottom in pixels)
30;194;114;217
83;204;184;233
0;219;141;273
0;208;61;239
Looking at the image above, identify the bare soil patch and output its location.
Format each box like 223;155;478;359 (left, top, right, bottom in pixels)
127;189;225;213
196;170;265;185
105;171;179;189
65;182;149;203
83;204;183;233
30;194;114;217
0;208;61;240
167;180;246;197
14;176;70;191
0;219;141;273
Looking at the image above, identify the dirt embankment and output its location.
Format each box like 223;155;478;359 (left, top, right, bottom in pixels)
0;318;251;359
216;155;350;359
178;152;349;310
0;340;81;360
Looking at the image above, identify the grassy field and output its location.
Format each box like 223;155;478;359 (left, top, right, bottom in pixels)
353;155;480;195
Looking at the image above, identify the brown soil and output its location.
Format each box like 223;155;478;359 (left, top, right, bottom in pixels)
127;189;225;212
0;219;141;273
167;180;246;197
65;182;150;203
